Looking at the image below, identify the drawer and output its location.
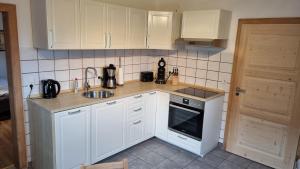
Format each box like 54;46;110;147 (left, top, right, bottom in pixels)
127;105;144;119
167;130;201;155
127;94;144;104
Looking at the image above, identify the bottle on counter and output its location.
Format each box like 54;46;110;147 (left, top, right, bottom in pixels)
74;78;79;93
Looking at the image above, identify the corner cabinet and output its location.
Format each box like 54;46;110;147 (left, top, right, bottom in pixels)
181;9;232;40
147;11;181;49
155;92;170;141
91;99;126;163
31;0;81;49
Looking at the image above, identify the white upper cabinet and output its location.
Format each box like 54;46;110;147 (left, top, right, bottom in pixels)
31;0;81;49
147;11;181;49
81;0;107;49
181;9;232;40
106;4;127;49
127;8;148;49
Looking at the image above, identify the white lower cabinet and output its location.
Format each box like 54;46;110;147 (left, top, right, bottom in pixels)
155;92;170;141
54;106;91;169
144;91;157;139
91;99;126;163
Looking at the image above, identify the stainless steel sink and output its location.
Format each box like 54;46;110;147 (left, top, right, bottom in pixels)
83;90;114;99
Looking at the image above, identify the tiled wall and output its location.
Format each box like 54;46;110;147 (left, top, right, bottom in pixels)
21;48;233;161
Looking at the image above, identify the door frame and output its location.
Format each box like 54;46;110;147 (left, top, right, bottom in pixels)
0;3;27;169
224;18;300;149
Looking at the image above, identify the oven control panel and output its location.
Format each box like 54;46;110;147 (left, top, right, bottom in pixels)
170;94;204;110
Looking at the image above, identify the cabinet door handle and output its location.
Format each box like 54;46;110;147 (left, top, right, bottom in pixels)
134;108;142;112
178;135;187;140
134;95;142;99
149;92;156;95
133;120;141;125
107;101;117;105
68;110;81;115
48;30;53;49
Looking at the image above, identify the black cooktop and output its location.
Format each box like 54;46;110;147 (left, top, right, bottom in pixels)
175;87;219;99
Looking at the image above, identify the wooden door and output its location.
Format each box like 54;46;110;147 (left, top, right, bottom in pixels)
106;4;127;49
127;8;147;49
54;107;91;169
91;100;125;163
147;11;173;49
81;0;106;49
50;0;81;49
225;18;300;169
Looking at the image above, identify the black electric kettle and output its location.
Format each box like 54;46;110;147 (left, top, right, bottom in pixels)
41;79;61;99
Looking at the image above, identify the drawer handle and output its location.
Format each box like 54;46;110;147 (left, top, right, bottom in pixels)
177;135;187;140
149;92;156;95
134;108;142;112
134;95;142;99
107;101;117;105
133;120;142;125
68;110;81;115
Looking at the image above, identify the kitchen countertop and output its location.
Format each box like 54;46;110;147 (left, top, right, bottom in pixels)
28;81;225;113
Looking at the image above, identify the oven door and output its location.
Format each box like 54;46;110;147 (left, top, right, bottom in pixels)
168;102;204;141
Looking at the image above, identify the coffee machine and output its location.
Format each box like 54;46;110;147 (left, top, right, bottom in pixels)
155;58;167;84
103;64;117;89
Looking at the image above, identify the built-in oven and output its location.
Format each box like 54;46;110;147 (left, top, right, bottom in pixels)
168;94;204;141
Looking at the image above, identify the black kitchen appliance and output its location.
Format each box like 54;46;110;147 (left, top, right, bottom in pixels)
41;79;61;99
155;58;167;84
168;94;204;141
140;71;154;82
102;64;117;89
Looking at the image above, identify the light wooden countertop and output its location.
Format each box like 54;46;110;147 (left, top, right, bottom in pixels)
28;81;225;113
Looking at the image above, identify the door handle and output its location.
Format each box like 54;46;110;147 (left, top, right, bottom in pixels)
134;108;142;112
236;87;246;96
109;33;112;48
134;95;142;99
107;101;117;105
68;110;81;115
149;92;156;95
177;135;187;140
133;120;142;125
105;33;107;48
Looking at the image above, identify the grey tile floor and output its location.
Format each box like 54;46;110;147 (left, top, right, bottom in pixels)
100;137;273;169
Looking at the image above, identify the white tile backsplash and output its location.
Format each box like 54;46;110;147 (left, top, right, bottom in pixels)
21;60;39;73
55;59;69;70
39;60;54;72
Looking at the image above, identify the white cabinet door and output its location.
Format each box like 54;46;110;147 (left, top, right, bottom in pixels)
155;92;170;141
54;106;91;169
49;0;81;49
147;11;173;49
144;91;157;139
81;0;107;49
127;117;144;147
91;100;126;163
181;10;231;39
107;4;127;49
128;8;147;49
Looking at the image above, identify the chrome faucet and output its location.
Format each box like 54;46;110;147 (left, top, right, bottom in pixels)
84;67;98;92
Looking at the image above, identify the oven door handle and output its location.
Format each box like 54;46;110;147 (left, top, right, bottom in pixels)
169;104;201;114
